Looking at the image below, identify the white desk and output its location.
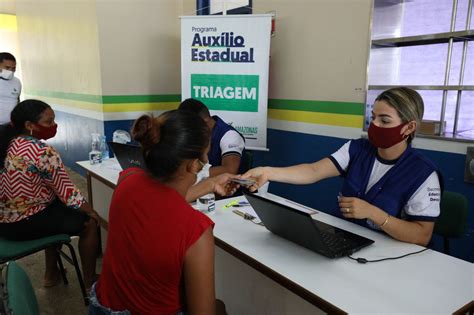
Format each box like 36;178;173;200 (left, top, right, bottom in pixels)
77;159;474;314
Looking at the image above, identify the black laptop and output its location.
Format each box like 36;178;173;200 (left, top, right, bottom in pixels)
108;142;145;170
244;192;374;258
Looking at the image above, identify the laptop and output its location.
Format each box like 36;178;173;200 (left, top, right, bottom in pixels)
108;142;145;170
243;192;374;258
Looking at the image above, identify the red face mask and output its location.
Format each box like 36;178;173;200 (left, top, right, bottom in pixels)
34;123;57;140
367;122;408;149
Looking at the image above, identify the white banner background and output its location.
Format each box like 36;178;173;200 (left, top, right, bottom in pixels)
181;14;272;149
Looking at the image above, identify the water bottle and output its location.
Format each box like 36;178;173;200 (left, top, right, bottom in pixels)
99;135;109;160
196;163;215;214
89;133;102;165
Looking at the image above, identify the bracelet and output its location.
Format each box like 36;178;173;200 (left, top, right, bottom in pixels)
379;214;390;228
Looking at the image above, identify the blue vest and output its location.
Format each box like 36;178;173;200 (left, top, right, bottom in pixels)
209;116;247;173
336;139;442;230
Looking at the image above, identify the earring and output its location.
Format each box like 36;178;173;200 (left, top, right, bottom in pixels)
30;129;33;136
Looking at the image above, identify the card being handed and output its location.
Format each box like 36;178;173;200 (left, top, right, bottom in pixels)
230;178;257;187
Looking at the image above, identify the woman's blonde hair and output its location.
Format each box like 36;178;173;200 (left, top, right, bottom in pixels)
375;87;424;143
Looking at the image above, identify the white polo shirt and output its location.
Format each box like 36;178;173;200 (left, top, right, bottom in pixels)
220;130;245;157
0;76;21;124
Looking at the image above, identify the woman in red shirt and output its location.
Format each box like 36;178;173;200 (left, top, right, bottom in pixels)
0;99;99;288
91;110;230;315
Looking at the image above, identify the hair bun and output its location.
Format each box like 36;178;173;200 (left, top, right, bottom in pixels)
131;115;162;150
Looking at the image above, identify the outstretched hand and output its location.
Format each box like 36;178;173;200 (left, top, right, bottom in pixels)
239;167;268;192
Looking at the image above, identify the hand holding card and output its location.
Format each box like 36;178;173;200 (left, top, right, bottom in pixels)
230;178;257;187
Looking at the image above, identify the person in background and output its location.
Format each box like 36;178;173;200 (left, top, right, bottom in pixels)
0;99;99;288
0;52;22;124
179;98;246;177
90;110;231;315
242;87;441;246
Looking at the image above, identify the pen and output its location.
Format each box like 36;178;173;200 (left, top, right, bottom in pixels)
224;200;250;208
232;210;255;220
224;200;239;208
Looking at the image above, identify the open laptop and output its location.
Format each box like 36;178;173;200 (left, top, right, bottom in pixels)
244;192;374;258
108;142;145;170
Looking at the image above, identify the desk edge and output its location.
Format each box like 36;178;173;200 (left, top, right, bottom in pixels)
214;238;347;315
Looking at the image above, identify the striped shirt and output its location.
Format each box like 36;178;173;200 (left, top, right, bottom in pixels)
0;136;85;223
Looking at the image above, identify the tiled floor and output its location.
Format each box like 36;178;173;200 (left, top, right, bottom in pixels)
13;168;104;315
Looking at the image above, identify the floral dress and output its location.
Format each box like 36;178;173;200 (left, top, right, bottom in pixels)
0;136;85;223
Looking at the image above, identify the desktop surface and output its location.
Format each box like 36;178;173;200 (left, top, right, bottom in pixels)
76;159;474;314
211;193;473;314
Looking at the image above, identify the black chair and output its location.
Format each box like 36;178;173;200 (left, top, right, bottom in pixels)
434;191;468;255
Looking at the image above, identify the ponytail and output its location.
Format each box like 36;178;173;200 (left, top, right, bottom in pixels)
131;110;210;182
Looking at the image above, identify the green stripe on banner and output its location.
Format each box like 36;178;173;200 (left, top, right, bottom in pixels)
102;94;181;104
25;89;102;103
268;99;365;116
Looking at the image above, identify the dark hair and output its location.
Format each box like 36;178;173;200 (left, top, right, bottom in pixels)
131;110;210;181
0;52;16;63
0;99;51;164
178;98;211;119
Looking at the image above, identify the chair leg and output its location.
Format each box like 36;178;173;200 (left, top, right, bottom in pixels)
55;247;68;285
97;226;103;257
63;243;89;306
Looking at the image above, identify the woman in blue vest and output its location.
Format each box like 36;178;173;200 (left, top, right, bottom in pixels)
242;87;441;246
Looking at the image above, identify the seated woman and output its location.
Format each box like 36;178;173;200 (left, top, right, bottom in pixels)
90;110;233;315
242;87;441;246
0;99;99;288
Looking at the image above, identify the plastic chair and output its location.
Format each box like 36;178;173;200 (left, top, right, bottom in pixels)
1;261;39;315
0;234;88;305
434;191;468;255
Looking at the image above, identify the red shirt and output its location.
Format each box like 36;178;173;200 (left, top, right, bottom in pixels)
96;168;214;314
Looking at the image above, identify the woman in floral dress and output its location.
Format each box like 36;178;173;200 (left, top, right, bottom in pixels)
0;99;99;289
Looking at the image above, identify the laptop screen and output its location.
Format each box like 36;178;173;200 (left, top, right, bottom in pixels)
108;142;145;170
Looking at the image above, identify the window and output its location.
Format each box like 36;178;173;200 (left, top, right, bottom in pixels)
196;0;251;15
210;0;251;15
366;0;474;140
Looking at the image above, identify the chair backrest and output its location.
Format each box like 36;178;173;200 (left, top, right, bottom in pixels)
434;191;468;238
241;149;253;174
4;261;39;315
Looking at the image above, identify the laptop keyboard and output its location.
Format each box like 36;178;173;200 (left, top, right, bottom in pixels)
320;231;355;254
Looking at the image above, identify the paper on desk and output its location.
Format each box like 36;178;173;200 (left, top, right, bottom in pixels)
103;158;123;171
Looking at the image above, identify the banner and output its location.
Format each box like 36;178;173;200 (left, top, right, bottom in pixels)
181;14;272;149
